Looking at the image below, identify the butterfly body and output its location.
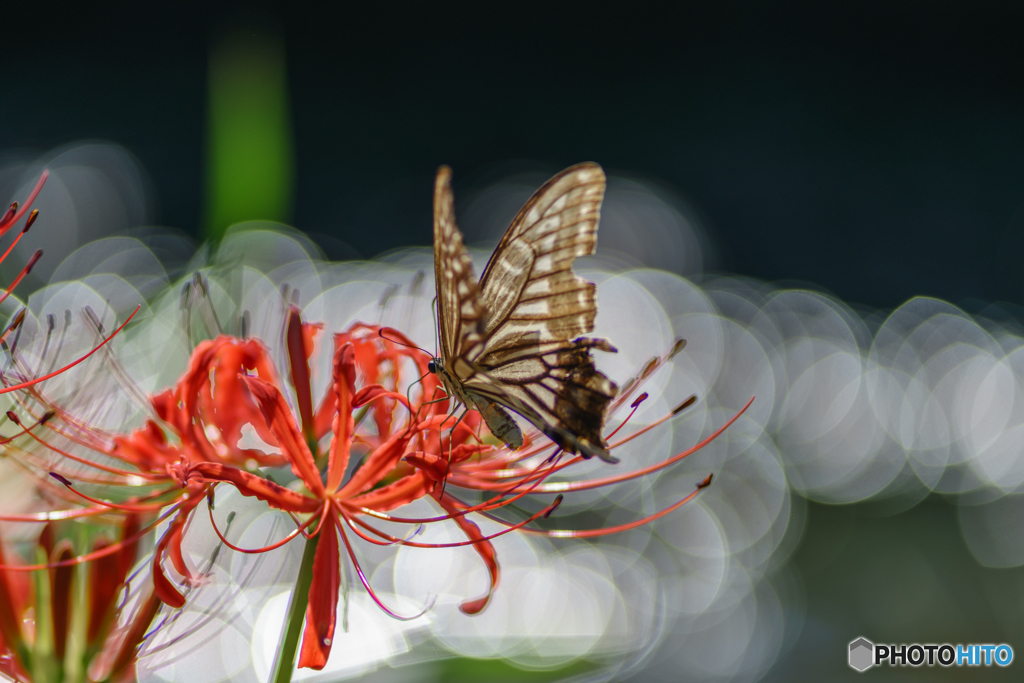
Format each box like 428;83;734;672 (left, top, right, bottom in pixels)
431;356;525;449
432;163;619;463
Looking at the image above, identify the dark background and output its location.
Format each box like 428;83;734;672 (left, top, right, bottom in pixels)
4;2;1024;310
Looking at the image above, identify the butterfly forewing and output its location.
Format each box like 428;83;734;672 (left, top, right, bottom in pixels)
477;163;605;349
432;163;619;462
433;166;486;361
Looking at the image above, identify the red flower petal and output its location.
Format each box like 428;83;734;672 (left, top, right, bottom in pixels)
188;462;320;513
436;495;500;615
87;535;119;643
335;423;415;500
298;514;341;670
0;541;25;666
86;514;140;646
403;452;449;482
286;307;316;440
351;384;391;408
150;496;204;608
326;343;356;492
152;525;186;608
348;471;435;512
242;375;325;497
49;541;74;660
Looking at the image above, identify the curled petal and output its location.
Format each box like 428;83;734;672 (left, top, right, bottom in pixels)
404;452;448;482
167;337;283;463
406;444;493;482
352;384;401;409
112;419;184;472
186;462;320;513
152;525;186;608
436;495;499;615
348;471;435;512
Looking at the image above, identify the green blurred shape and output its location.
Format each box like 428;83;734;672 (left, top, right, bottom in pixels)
435;657;597;682
204;30;294;241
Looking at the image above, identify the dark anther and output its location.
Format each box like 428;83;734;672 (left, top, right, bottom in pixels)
50;472;73;487
672;395;698;415
1;202;17;225
22;209;39;233
180;282;191;309
630;392;649;409
6;410;20;424
544;494;565;518
696;473;714;490
10;309;26;330
26;249;43;271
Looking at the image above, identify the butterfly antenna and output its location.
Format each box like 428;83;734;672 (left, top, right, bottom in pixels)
377;328;435;357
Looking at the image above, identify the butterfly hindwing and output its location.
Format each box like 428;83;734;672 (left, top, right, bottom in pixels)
464;337;618;461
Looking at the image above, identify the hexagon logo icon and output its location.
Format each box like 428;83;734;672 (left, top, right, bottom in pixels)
849;637;874;672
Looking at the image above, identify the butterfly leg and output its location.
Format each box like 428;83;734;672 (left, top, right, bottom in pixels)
437;406;470;498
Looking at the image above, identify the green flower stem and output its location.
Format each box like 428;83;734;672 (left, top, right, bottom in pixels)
31;547;55;683
271;531;319;683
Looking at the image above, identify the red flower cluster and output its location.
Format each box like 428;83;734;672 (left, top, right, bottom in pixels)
6;291;748;675
0;173;146;681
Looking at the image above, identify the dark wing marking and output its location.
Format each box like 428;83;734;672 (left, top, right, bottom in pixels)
463;338;618;462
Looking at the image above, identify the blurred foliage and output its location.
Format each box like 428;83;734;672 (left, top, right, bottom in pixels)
766;497;1024;681
204;30;294;241
434;656;596;682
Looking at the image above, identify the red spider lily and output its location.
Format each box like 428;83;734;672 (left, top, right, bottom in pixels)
5;301;450;633
0;517;160;683
169;311;488;670
3;325;323;610
166;312;749;672
9;267;748;677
